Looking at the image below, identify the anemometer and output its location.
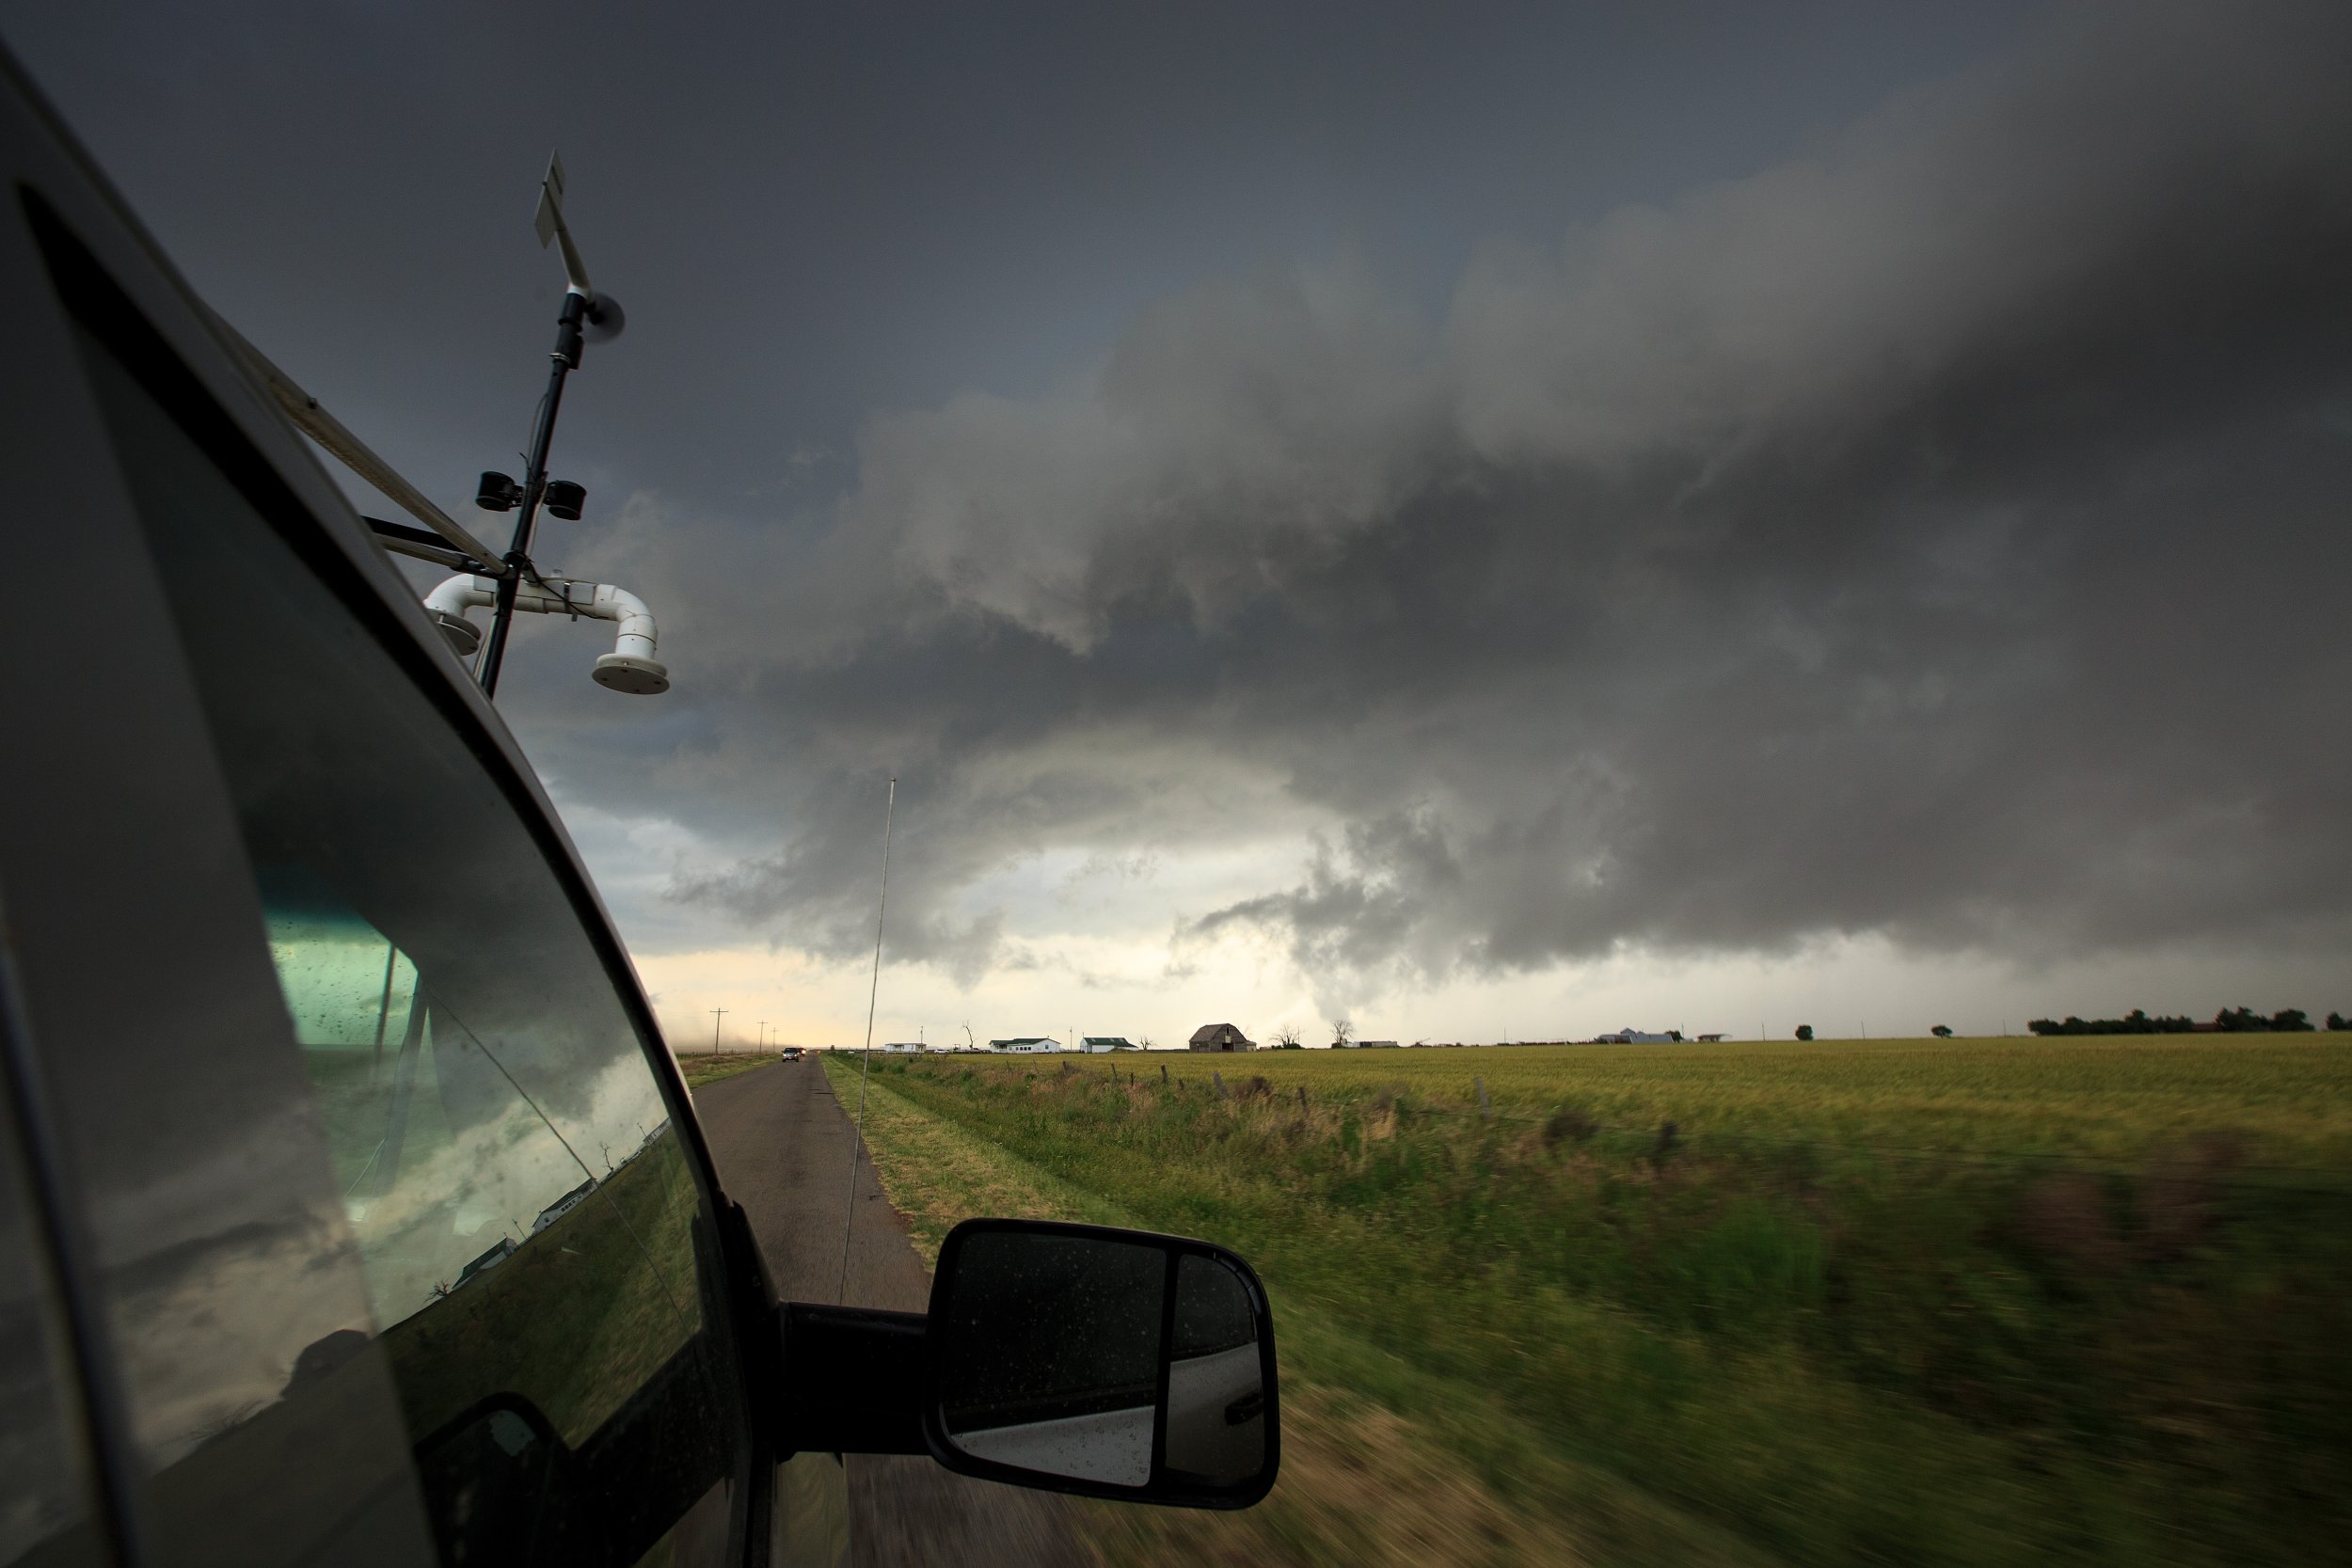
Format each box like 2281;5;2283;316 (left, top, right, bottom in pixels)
230;152;669;700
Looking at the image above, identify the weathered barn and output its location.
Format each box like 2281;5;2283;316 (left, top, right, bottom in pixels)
1188;1022;1256;1053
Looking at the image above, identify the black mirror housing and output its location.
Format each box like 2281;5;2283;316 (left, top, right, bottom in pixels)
921;1218;1279;1510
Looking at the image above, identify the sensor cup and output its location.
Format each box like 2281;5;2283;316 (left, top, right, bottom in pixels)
593;654;669;695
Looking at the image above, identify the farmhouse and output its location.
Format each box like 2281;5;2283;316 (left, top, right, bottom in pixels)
881;1041;926;1054
531;1176;596;1235
1593;1027;1682;1043
1079;1037;1136;1053
1188;1022;1256;1053
1356;1039;1400;1050
989;1037;1060;1053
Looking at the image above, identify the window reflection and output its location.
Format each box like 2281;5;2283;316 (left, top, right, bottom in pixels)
262;878;704;1451
254;857;709;1439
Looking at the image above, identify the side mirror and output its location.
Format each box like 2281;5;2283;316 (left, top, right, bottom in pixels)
924;1219;1279;1509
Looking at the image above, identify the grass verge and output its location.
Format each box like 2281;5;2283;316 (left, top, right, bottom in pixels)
823;1055;1780;1567
678;1052;778;1091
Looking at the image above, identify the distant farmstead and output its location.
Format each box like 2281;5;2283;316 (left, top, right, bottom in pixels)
1188;1022;1257;1053
1080;1037;1137;1053
1593;1027;1681;1044
989;1037;1060;1053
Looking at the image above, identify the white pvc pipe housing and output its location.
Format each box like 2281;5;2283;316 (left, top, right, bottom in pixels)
424;574;670;694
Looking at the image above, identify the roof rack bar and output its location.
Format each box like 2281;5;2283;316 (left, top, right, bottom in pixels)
213;318;509;573
363;515;488;573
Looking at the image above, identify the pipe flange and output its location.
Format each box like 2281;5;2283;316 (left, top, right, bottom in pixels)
593;653;670;695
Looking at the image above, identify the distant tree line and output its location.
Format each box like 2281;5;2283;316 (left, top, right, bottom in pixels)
2027;1006;2332;1036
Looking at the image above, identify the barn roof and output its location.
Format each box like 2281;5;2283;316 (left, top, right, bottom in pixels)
1189;1022;1244;1044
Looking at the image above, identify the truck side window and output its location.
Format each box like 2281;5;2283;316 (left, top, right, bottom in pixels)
62;295;742;1566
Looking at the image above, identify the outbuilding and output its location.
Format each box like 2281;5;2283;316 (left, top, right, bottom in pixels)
1187;1022;1256;1053
989;1037;1061;1053
1079;1037;1136;1053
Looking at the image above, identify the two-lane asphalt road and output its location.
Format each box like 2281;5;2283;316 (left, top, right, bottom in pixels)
691;1058;1086;1568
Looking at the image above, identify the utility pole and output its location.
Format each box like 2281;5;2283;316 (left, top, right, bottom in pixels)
710;1007;728;1053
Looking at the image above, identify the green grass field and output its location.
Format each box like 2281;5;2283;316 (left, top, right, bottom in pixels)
823;1037;2352;1568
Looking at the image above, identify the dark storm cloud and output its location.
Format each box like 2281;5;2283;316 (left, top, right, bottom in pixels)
567;0;2352;993
11;0;2341;997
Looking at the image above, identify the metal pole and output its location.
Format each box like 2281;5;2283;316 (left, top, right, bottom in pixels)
838;775;898;1304
479;290;588;697
372;941;399;1074
710;1006;727;1053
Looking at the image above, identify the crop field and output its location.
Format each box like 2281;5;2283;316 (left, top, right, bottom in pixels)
822;1037;2351;1568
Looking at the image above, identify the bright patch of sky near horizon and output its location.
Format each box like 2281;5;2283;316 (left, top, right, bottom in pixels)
598;810;2343;1052
8;2;2348;1052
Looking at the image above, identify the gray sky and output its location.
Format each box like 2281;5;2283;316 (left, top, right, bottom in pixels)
11;2;2349;1046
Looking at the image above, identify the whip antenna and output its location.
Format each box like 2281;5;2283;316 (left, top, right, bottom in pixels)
837;775;898;1303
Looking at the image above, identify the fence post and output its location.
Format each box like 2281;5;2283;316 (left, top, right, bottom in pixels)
1296;1085;1308;1113
1161;1063;1169;1085
1476;1076;1492;1119
1213;1069;1227;1100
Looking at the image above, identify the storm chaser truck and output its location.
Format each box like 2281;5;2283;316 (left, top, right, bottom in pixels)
0;41;1276;1568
